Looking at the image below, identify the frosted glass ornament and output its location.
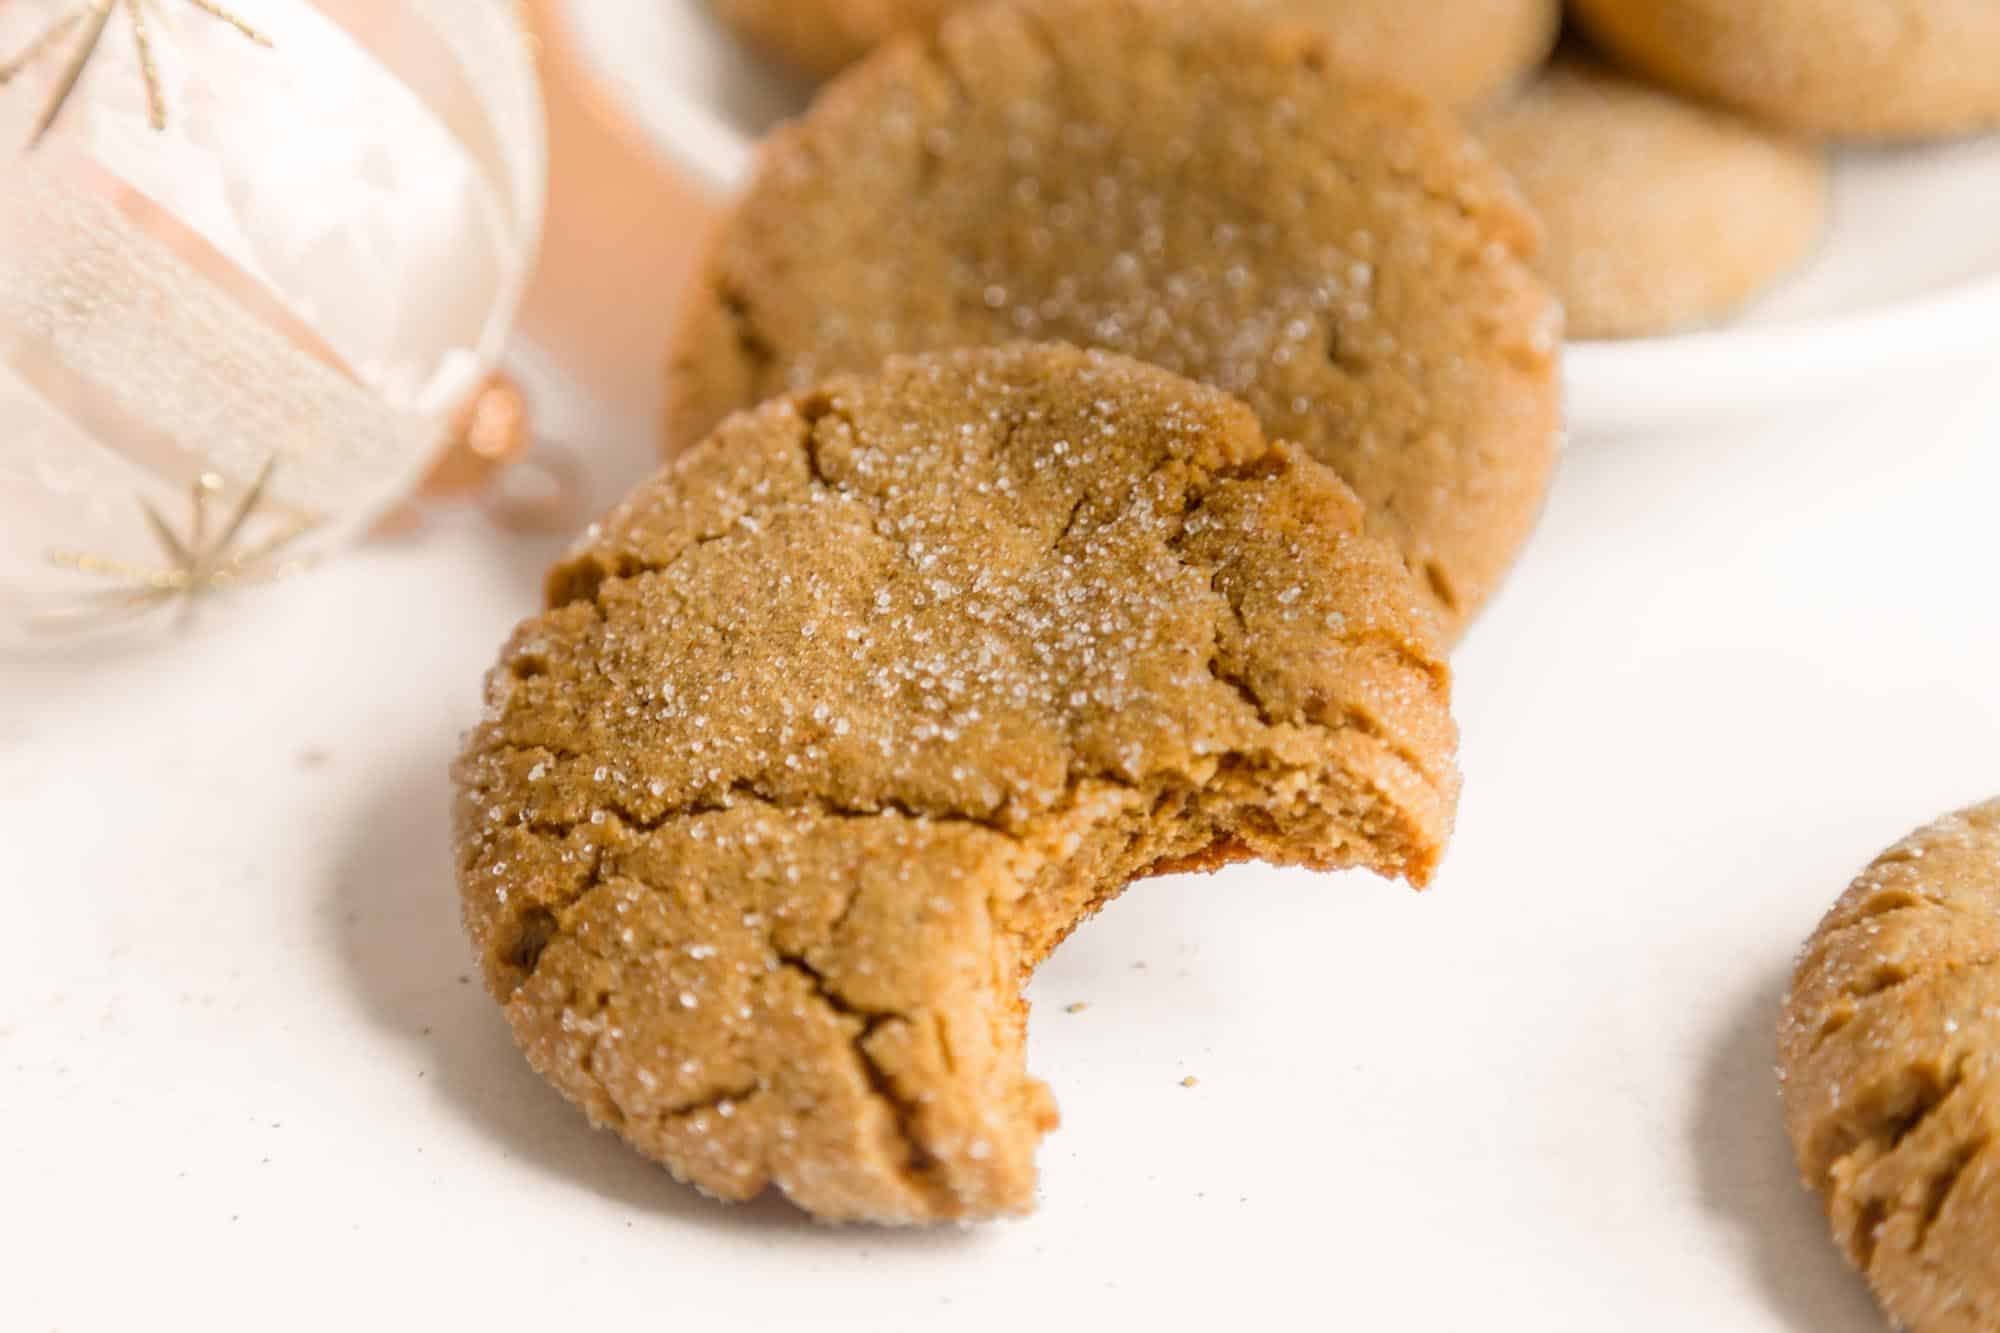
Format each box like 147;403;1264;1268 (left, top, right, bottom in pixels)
0;0;546;639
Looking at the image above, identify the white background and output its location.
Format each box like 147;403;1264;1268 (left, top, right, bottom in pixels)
6;355;1998;1331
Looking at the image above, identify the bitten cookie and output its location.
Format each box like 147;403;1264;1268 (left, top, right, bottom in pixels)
708;0;1558;105
457;343;1460;1224
668;0;1563;639
1475;57;1828;339
1779;798;2000;1332
1571;0;2000;141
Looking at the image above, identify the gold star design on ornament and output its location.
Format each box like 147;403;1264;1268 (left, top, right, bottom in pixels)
0;0;270;149
41;457;319;628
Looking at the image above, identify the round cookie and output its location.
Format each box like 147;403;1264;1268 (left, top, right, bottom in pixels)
457;343;1461;1224
1571;0;2000;141
709;0;1559;105
1474;57;1828;339
1779;798;2000;1332
669;0;1563;639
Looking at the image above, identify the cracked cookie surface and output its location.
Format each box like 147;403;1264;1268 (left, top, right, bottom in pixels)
1780;798;2000;1332
457;343;1459;1223
666;0;1562;640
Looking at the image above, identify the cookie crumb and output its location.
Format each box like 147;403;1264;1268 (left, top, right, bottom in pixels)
1064;1002;1089;1014
1180;1075;1199;1089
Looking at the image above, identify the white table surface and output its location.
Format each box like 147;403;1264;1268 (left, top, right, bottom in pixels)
6;355;1999;1332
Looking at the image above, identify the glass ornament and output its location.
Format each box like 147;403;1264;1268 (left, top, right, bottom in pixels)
0;0;546;638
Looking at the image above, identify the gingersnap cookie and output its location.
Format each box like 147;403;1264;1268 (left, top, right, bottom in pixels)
706;0;962;82
1475;57;1828;339
1269;0;1558;107
1571;0;2000;141
1779;798;2000;1332
456;343;1460;1224
667;0;1563;639
710;0;1558;105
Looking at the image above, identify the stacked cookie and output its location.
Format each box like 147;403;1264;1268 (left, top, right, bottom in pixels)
1482;0;2000;336
1474;55;1830;339
706;0;2000;340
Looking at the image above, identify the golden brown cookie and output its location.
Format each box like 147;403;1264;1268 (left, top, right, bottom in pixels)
457;343;1460;1224
669;0;1563;639
706;0;962;81
1779;798;2000;1332
1475;56;1828;339
1571;0;2000;141
1266;0;1559;106
709;0;1559;105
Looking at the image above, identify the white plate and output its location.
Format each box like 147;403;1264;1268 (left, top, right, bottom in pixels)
565;0;2000;437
